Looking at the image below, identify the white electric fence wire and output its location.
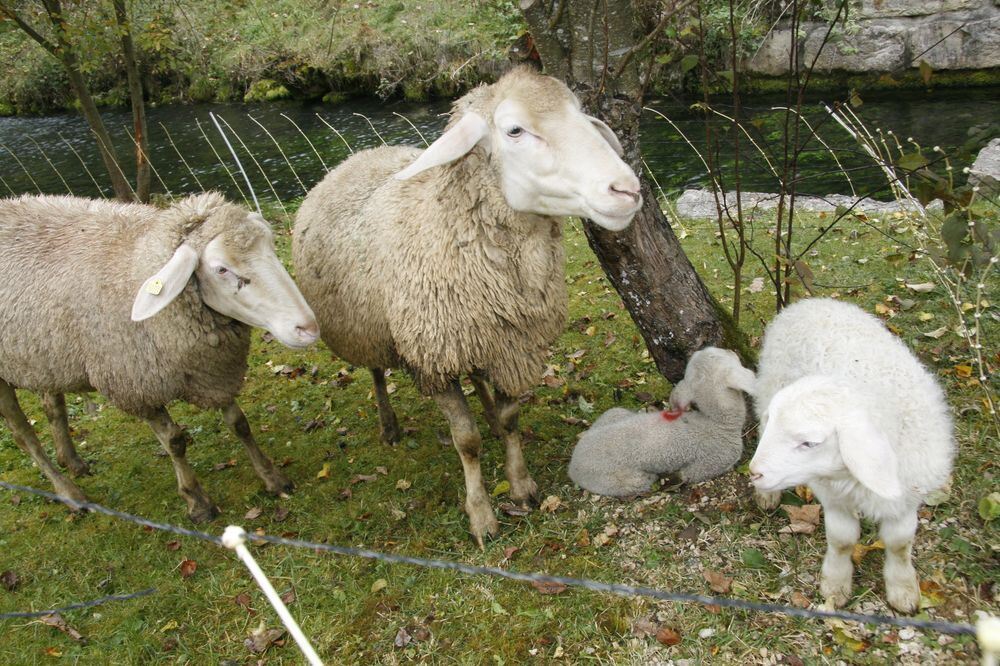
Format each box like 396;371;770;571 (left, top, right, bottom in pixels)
221;526;323;666
209;111;261;215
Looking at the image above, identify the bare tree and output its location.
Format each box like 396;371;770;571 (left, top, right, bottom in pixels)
0;0;149;202
521;0;744;380
112;0;149;202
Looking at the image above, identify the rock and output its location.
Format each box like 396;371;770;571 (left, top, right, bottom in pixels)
911;16;1000;70
673;189;940;219
805;22;908;72
968;137;1000;188
858;0;982;19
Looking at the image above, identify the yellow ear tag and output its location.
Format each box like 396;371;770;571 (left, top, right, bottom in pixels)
146;278;164;296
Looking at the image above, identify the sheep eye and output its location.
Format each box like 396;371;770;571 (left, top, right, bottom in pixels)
506;126;524;138
799;441;820;449
688;401;699;412
216;266;228;276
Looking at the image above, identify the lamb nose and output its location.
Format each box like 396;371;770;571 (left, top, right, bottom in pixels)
296;321;320;342
748;471;762;482
609;179;640;202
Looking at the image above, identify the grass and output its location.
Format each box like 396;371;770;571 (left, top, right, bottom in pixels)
0;205;997;664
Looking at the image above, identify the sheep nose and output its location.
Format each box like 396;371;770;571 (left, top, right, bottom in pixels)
609;176;641;203
748;470;762;482
295;321;320;344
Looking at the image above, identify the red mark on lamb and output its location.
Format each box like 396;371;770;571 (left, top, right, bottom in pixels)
660;409;683;422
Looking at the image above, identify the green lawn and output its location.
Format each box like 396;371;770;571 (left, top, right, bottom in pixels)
0;207;996;664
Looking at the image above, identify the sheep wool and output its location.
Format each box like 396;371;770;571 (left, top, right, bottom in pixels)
0;193;250;415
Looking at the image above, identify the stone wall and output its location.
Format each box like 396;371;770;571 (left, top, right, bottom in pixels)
747;0;1000;75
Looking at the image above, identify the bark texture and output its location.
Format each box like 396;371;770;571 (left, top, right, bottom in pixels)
113;0;150;203
522;0;741;381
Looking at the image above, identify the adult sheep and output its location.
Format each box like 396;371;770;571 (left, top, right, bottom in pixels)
748;298;954;612
0;193;319;521
294;67;642;545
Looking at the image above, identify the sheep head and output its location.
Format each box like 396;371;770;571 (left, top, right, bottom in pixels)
748;375;903;500
394;67;642;231
669;346;755;416
131;194;319;349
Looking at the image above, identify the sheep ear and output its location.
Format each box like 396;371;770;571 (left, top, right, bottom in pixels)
586;115;624;156
131;243;199;322
837;411;903;500
727;365;756;395
393;112;489;180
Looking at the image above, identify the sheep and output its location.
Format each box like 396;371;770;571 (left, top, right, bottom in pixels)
748;298;955;613
568;347;755;497
293;66;642;545
0;193;319;521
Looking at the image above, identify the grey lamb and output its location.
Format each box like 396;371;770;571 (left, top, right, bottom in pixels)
568;347;755;497
0;193;318;521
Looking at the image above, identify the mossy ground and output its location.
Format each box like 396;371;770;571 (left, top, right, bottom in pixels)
0;205;996;664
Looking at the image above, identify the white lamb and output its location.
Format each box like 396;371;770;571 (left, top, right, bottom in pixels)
569;347;755;496
749;298;955;613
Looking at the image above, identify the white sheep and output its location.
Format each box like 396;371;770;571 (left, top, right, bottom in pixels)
568;347;754;496
293;66;642;545
0;193;319;521
749;298;955;613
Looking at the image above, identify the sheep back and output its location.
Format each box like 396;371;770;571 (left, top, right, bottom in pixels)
0;194;250;416
293;145;568;396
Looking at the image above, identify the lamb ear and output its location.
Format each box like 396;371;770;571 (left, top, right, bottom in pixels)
393;112;489;180
586;115;624;156
727;365;756;395
131;243;199;322
837;410;903;500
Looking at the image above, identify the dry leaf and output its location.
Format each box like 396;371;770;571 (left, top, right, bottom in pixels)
38;614;85;642
280;588;296;606
531;580;568;595
656;626;682;646
1;570;19;591
502;546;519;562
905;282;935;293
244;506;263;521
395;479;411;491
316;463;331;480
245;623;285;654
790;591;811;608
179;559;197;579
349;473;377;485
539;495;562;513
371;578;388;594
159;620;179;632
703;569;732;594
492;480;510;497
851;540;885;566
954;364;972;378
165;540;180;552
274;506;291;522
923;326;948;339
235;592;253;609
499;502;530;516
748;277;765;293
394;626;412;648
780;504;822;534
631;618;658;638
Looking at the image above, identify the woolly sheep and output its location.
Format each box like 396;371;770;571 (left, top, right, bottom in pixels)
568;347;754;496
0;193;319;521
293;66;642;545
748;298;955;613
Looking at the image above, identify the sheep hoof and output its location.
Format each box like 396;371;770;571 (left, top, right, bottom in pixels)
61;457;92;478
754;489;782;512
509;478;539;509
262;471;294;496
379;425;402;445
54;479;88;507
468;510;500;550
187;501;221;524
886;578;920;614
820;578;851;609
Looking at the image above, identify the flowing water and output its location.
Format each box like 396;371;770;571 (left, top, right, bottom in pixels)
0;87;997;206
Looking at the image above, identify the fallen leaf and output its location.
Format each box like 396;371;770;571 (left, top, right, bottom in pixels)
851;540;885;566
656;626;682;646
212;459;236;471
780;504;822;534
394;626;412;648
1;570;19;591
542;375;565;388
954;364;972;378
395;479;411;491
502;546;519;562
577;395;594;414
349;474;377;485
499;502;530;517
316;463;331;480
244;506;263;521
371;578;387;594
179;559;197;579
576;529;591;546
492;480;510;497
165;540;180;552
790;591;811;608
38;614;84;642
43;647;62;657
905;282;935;293
160;619;179;632
748;277;765;293
390;508;406;520
923;326;948;339
531;580;567;595
632;618;658;638
375;466;388;476
234;592;253;610
280;588;296;606
539;495;562;513
584;325;596;336
740;548;768;569
245;622;285;654
832;626;869;652
979;492;1000;521
918;312;934;321
924;477;952;506
10;495;20;506
703;570;732;594
919;580;945;609
274;506;290;522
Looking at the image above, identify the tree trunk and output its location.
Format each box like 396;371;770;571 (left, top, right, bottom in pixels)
113;0;150;203
521;0;745;381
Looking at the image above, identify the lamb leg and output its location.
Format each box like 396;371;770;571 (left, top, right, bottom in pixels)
144;406;219;523
42;392;90;477
371;367;402;443
221;401;292;495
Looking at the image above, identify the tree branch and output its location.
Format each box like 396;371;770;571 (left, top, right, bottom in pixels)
613;0;698;80
0;3;59;56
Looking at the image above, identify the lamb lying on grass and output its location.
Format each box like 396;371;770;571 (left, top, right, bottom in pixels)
749;298;955;613
569;347;754;496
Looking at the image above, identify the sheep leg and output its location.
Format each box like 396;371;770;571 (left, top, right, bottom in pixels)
0;380;87;504
469;373;503;438
221;401;293;496
143;407;219;523
42;392;90;477
493;390;538;508
880;511;920;613
819;503;860;608
370;368;401;443
433;383;499;548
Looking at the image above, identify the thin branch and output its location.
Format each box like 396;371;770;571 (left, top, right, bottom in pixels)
613;0;698;79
